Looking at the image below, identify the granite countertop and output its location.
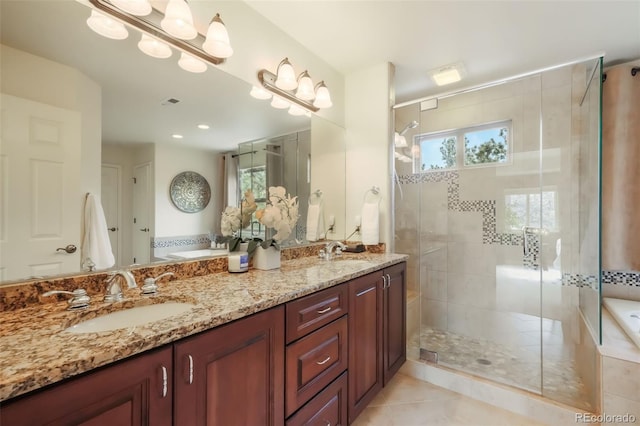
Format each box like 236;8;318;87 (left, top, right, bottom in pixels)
0;253;407;401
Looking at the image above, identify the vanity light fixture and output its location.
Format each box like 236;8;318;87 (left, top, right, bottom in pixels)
109;0;151;16
161;0;197;40
86;10;128;40
178;52;207;73
275;58;297;90
138;34;172;58
270;96;291;109
249;86;272;100
202;14;233;58
256;58;333;113
85;0;233;70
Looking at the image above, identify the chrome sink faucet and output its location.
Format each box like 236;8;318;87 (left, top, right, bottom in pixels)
319;241;347;260
141;272;174;295
104;270;137;302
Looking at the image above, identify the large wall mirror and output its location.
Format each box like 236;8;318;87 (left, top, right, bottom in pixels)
0;0;346;284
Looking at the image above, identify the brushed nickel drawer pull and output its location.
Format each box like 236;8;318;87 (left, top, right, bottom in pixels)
188;354;194;384
317;306;332;314
161;365;168;397
316;355;331;365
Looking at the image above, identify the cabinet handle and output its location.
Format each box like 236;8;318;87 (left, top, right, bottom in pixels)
187;354;194;384
386;273;391;287
160;365;168;398
382;275;387;289
317;306;332;314
316;355;331;365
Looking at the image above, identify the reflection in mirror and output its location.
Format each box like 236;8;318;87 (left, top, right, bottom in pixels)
0;1;345;284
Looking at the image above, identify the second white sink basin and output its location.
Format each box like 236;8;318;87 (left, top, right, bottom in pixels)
65;302;196;334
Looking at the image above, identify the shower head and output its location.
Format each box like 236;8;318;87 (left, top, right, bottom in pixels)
398;120;418;135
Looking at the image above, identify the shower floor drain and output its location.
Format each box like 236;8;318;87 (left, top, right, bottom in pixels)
476;358;492;365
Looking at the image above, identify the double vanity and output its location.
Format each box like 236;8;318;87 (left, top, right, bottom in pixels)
0;250;407;425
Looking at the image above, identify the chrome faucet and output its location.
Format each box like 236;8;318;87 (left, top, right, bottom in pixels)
141;272;174;295
319;241;347;260
104;270;137;302
42;289;91;310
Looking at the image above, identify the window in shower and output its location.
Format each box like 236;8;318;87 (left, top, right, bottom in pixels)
416;120;511;171
504;187;558;232
463;123;510;166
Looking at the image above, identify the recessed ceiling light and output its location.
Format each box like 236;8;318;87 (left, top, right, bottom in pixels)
197;124;210;130
172;134;183;139
429;62;465;86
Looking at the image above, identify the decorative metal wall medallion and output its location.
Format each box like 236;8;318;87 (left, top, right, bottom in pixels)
170;171;211;213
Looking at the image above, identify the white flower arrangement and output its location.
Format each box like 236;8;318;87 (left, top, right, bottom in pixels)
255;186;299;249
220;189;257;251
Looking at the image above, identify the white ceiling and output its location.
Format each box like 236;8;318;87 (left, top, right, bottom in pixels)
246;0;640;103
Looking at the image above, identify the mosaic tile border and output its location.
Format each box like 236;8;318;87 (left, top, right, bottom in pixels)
602;270;640;287
398;171;523;247
151;234;211;249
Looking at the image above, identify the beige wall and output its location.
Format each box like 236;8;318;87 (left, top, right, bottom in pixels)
345;62;394;247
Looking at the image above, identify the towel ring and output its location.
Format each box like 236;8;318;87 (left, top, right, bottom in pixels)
309;189;323;206
364;186;381;204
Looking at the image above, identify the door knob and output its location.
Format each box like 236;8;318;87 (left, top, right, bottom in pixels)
140;228;149;232
109;227;118;232
56;244;77;254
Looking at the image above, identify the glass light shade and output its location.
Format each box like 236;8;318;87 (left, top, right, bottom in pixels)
138;34;172;58
250;86;272;100
110;0;152;16
178;52;207;73
313;82;332;108
288;105;306;116
275;58;297;90
86;10;128;40
161;0;197;40
270;96;290;109
202;14;233;58
295;71;315;100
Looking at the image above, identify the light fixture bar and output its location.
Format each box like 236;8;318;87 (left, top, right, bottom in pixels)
88;0;225;65
258;69;319;112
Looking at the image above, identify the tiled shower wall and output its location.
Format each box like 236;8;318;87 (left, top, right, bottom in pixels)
395;63;601;406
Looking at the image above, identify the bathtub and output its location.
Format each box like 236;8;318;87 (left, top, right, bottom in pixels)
167;248;227;259
603;297;640;349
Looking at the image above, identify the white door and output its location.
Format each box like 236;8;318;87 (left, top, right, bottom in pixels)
101;164;121;266
0;94;81;281
132;163;151;264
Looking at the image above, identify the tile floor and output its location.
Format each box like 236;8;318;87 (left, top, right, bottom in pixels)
351;373;546;426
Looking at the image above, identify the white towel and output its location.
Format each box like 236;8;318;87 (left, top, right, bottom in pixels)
81;193;115;270
361;202;379;245
306;203;324;242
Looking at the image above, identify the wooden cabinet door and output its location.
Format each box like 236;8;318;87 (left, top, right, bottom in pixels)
347;271;383;423
383;262;407;385
173;306;285;426
1;347;173;426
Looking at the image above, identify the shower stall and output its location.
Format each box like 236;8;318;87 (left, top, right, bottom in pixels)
393;57;602;411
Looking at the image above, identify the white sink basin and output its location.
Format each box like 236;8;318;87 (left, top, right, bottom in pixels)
65;302;196;334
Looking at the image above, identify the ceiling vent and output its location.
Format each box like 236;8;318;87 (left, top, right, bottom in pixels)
161;97;180;105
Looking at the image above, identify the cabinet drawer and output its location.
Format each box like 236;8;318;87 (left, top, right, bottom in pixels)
286;283;348;343
286;372;348;426
286;316;348;417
